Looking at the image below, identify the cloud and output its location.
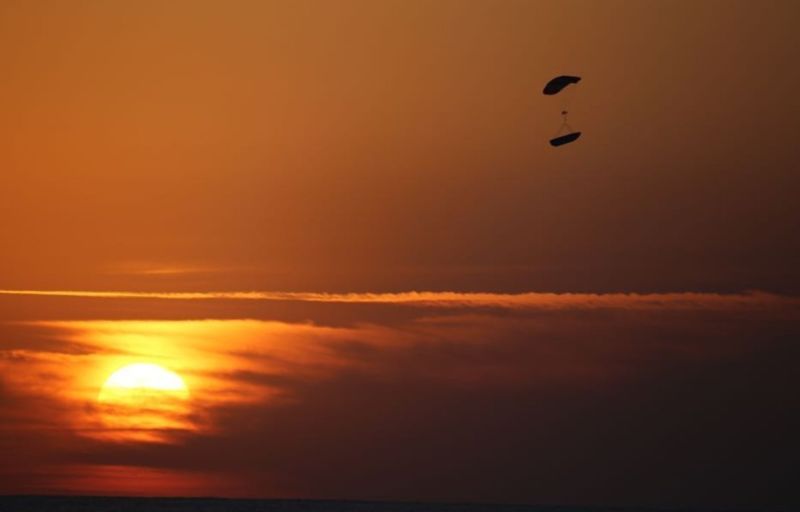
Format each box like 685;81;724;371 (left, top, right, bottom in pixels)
60;307;800;507
0;290;799;507
103;261;243;277
0;288;796;311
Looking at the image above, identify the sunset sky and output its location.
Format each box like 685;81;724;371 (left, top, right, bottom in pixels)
1;0;799;509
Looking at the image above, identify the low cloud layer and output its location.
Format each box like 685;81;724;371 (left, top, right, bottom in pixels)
0;291;798;508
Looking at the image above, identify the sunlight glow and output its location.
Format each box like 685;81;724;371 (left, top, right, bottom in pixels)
97;363;191;442
102;363;188;392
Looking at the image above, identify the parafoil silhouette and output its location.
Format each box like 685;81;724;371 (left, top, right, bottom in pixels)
542;75;581;95
544;75;582;147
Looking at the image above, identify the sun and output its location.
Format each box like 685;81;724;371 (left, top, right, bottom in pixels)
101;363;188;394
97;363;192;442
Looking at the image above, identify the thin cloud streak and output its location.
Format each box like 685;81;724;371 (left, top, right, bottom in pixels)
0;289;796;310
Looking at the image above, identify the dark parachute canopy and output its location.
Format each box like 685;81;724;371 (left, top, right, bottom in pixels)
542;75;581;95
543;75;582;147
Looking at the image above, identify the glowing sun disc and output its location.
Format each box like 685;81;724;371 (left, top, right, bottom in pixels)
101;363;188;393
97;363;192;441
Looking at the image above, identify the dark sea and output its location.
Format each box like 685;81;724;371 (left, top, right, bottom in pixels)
0;497;758;512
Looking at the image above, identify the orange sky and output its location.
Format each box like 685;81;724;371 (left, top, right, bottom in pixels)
1;0;799;508
1;0;798;292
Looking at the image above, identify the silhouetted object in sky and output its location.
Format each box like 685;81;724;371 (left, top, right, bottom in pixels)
549;132;582;147
542;75;581;95
544;75;582;147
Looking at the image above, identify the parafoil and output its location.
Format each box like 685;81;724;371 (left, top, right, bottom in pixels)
543;75;582;147
542;75;581;95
